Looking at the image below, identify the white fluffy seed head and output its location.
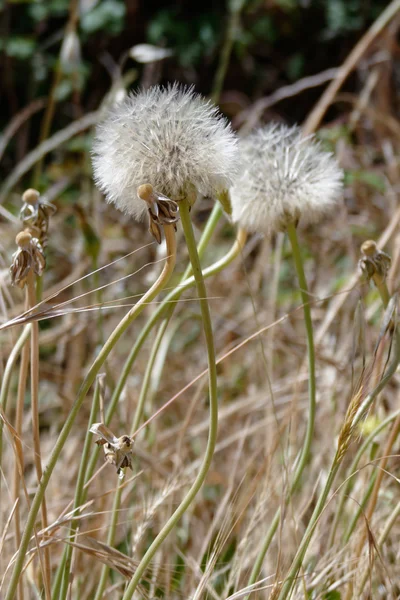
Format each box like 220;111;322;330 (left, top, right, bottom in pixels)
230;123;344;236
92;84;239;220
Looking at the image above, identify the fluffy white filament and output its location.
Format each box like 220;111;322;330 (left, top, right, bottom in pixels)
230;124;343;236
92;84;239;220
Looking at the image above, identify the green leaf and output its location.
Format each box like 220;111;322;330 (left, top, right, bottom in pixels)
5;37;35;59
80;0;125;35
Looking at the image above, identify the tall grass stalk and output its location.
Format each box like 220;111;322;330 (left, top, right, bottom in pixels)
121;197;219;599
26;271;51;600
246;221;317;593
276;325;400;600
4;224;177;600
327;408;400;547
345;261;397;599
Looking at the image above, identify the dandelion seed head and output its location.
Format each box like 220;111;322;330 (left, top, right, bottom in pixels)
230;124;343;236
92;84;239;220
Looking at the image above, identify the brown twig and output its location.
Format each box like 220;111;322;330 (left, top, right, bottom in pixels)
303;0;400;135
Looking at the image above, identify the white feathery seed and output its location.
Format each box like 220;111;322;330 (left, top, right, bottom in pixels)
92;84;239;220
230;123;343;236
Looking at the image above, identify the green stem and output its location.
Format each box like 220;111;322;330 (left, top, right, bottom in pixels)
5;225;176;600
343;473;377;543
246;221;317;592
53;375;102;598
121;197;219;599
92;204;237;597
82;206;242;499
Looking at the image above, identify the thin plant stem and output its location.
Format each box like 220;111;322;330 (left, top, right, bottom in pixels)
343;472;377;543
12;329;30;600
211;0;246;103
5;224;177;600
121;197;219;600
53;375;103;599
246;221;317;593
32;0;79;187
26;271;51;600
276;328;400;600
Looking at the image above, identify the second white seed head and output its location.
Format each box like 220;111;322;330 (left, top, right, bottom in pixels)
230;124;344;236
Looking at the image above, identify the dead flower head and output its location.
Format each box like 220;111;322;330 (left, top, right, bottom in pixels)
137;183;179;243
92;83;239;219
20;188;56;247
10;231;46;288
359;240;391;283
90;422;134;478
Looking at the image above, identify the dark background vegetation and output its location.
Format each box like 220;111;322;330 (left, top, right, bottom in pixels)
0;0;394;176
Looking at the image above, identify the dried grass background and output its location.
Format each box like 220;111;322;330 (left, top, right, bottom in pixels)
1;2;400;599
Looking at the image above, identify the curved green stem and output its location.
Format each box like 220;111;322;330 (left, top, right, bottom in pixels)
92;207;245;598
82;210;244;502
246;221;316;592
121;197;219;599
5;225;177;600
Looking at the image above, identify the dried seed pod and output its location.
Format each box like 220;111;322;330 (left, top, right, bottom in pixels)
137;184;179;243
10;231;46;288
20;188;56;248
90;423;134;477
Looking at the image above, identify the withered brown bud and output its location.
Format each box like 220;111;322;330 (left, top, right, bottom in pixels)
90;423;135;477
10;231;45;288
359;240;391;282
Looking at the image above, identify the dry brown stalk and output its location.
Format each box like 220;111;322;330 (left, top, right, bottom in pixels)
25;271;51;600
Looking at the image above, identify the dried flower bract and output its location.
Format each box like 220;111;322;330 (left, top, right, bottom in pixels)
92;84;239;219
10;231;46;288
90;423;134;477
137;183;179;243
230;124;343;236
